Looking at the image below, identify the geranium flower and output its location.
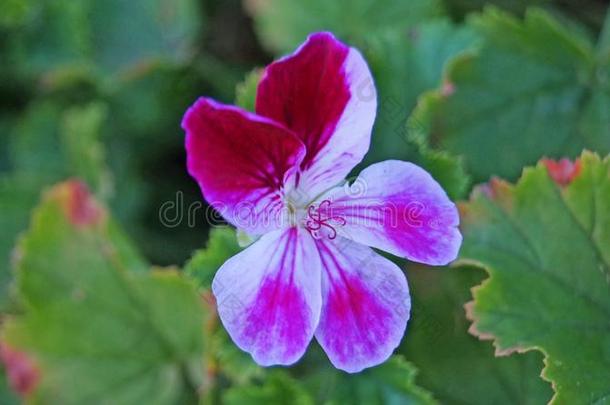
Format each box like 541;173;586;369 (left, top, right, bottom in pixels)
183;32;461;372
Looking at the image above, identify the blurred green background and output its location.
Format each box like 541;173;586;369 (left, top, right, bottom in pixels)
1;0;609;403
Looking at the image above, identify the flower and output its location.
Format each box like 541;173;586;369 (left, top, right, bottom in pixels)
182;32;461;372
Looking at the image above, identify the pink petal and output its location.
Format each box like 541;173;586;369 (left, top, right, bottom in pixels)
0;343;39;397
314;237;410;373
257;32;376;198
212;227;321;366
318;160;461;265
183;98;305;234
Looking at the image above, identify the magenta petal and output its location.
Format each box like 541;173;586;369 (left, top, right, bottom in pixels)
183;98;305;234
212;227;321;366
314;237;410;373
320;160;462;265
257;32;377;198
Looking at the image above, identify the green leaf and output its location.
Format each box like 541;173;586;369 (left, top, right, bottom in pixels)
458;151;610;403
3;181;204;404
184;227;242;290
235;68;263;112
0;175;42;308
443;0;552;16
9;100;110;191
220;349;435;404
409;8;610;182
207;327;265;386
598;7;610;59
224;372;313;405
88;0;201;74
60;102;112;196
8;0;91;77
9;102;65;178
246;0;444;54
0;0;34;29
296;352;436;405
0;115;14;173
106;63;208;140
0;365;20;405
1;101;112;303
405;118;471;199
9;0;202;78
401;265;552;404
444;0;607;33
363;20;479;165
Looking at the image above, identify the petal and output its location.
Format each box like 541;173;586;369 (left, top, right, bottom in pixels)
319;160;461;265
183;98;305;234
315;237;410;373
256;32;377;198
212;227;321;366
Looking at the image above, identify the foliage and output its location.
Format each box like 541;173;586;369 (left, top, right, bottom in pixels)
402;265;552;403
3;181;205;403
409;7;610;182
459;152;610;403
1;0;610;403
5;0;201;78
185;227;243;290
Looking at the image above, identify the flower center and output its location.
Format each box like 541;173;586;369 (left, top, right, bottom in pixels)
304;200;346;240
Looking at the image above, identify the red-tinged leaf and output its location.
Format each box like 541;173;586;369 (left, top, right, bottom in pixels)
458;151;610;404
409;8;610;182
62;180;104;228
541;158;581;187
3;181;205;404
0;343;39;397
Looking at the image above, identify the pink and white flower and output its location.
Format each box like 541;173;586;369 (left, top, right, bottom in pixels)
183;32;461;372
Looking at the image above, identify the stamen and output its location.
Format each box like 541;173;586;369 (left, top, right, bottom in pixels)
304;200;346;239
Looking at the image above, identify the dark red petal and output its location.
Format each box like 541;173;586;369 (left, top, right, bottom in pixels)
183;98;305;234
257;32;376;197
